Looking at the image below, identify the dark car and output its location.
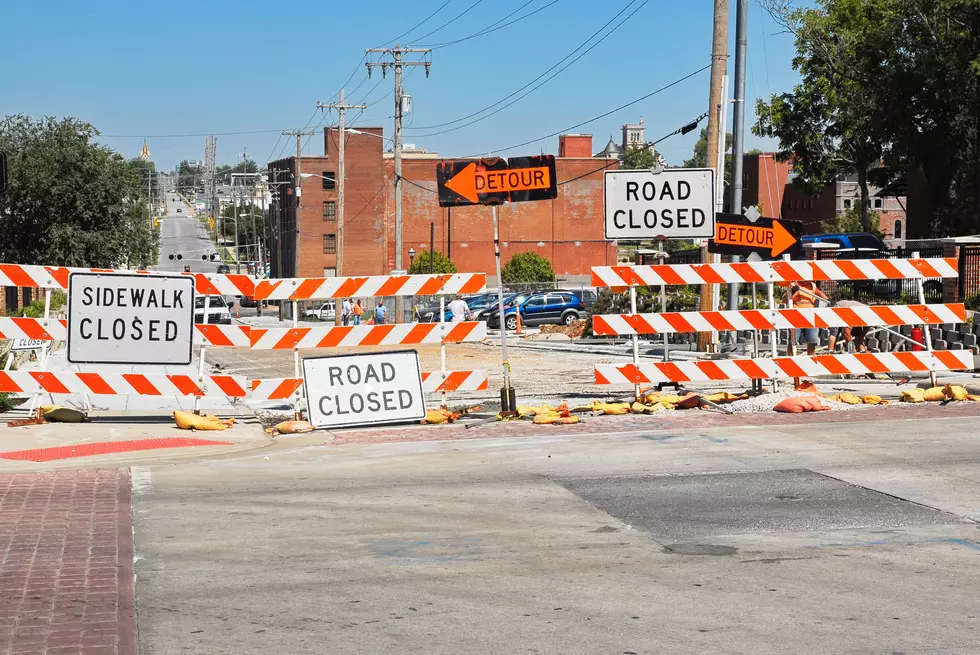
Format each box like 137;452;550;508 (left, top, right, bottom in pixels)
238;296;258;308
417;294;495;322
486;291;584;331
216;264;231;274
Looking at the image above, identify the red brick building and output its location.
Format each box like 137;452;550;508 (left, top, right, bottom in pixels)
267;130;616;280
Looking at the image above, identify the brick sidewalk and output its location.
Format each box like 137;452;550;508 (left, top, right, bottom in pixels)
0;469;136;655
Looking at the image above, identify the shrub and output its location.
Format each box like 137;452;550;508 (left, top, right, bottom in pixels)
501;252;555;285
408;250;457;275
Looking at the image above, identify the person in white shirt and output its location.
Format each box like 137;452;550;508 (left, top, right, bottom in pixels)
447;295;473;322
341;298;352;326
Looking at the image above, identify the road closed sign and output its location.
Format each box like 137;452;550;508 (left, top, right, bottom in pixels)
303;350;426;430
604;168;715;240
67;272;194;365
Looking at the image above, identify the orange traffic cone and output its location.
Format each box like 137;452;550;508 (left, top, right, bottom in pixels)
515;312;522;334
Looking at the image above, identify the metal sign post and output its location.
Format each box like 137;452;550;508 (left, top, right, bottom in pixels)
491;204;514;412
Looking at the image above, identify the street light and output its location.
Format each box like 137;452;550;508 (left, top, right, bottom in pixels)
408;247;416;268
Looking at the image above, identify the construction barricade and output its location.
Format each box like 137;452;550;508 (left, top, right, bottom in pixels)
590;256;972;394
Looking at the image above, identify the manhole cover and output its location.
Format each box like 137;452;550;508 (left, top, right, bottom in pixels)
557;469;959;539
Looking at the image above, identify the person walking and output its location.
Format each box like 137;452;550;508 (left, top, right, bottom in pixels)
341;298;352;326
784;280;829;356
447;295;473;322
374;301;387;325
352;299;363;326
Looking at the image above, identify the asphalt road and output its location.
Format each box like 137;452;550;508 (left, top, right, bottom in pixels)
133;412;980;654
156;196;219;274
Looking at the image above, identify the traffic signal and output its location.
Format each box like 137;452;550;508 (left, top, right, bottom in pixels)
168;253;183;260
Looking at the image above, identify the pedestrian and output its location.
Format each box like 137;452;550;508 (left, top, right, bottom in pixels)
828;299;868;353
374;300;387;325
784;280;829;356
342;298;352;326
352;299;363;326
447;294;473;322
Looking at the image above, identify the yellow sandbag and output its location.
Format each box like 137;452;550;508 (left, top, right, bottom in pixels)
421;409;459;425
703;391;749;404
173;410;234;431
967;394;980;402
631;401;649;414
861;395;889;405
922;387;946;402
274;420;314;433
532;413;580;425
943;384;969;401
832;392;862;405
642;391;662;404
900;389;925;403
592;401;630;415
39;405;87;423
658;395;685;406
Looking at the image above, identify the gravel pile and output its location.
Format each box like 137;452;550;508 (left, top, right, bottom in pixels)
726;390;863;413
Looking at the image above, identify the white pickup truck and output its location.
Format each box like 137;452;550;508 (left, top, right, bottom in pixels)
303;301;336;321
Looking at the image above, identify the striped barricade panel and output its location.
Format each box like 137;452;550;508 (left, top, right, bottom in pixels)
591;258;959;288
594;351;973;385
592;304;967;336
0;263;257;297
248;322;486;350
251;272;486;301
0;372;248;397
0;318;251;347
249;370;489;401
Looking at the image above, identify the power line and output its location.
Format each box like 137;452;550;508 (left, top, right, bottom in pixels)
405;0;647;133
101;128;298;139
466;64;710;157
420;0;559;49
407;0;484;45
382;0;455;46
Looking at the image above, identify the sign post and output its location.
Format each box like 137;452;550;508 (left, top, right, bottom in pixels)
303;350;426;429
436;156;558;413
603;168;715;241
67;273;194;365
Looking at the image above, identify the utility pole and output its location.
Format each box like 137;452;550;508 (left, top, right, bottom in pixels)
728;0;749;313
366;45;431;323
317;89;367;325
697;0;729;352
281;129;316;280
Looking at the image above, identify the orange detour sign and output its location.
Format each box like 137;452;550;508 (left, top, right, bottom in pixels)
709;212;804;259
437;156;557;207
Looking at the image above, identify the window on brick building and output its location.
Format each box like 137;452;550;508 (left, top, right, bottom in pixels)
844;198;852;209
874;197;882;209
894;220;902;239
323;201;336;221
321;172;336;190
323;234;336;254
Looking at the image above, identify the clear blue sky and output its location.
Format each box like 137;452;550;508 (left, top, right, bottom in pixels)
0;0;802;171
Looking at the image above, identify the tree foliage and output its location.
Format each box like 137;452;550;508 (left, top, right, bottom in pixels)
219;203;265;250
0;115;159;268
501;251;555;285
682;128;737;187
407;250;457;274
621;146;667;170
824;204;883;237
757;0;980;237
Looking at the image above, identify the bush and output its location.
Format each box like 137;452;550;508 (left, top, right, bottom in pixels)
0;393;12;413
501;252;555;285
14;291;67;318
965;293;980;313
408;250;457;275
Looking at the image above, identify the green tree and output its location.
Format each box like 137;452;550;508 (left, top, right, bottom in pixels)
621;146;668;170
408;250;457;274
501;252;555;285
177;160;203;194
682;128;735;186
0;115;158;268
219;203;264;252
824;204;883;237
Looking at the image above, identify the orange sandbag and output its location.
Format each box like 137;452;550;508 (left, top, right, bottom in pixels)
795;380;823;395
675;392;702;409
773;395;830;413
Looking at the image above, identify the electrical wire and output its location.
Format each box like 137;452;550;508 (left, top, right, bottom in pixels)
380;0;455;46
407;0;485;45
405;0;647;133
465;64;710;157
419;0;556;49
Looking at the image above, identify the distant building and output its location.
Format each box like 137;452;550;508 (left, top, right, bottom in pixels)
622;118;645;151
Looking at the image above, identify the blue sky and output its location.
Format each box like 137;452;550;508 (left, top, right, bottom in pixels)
1;0;802;171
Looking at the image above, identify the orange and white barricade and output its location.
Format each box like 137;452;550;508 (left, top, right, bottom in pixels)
0;371;247;397
591;256;970;393
0;317;252;348
250;370;489;403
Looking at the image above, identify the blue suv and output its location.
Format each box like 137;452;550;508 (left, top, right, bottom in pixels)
486;291;584;331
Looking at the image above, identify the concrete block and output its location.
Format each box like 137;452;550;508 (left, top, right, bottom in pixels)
930;328;943;342
952;342;965;350
945;331;962;343
933;339;948;350
963;334;977;347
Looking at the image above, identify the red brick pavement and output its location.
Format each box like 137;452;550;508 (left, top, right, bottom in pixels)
0;469;136;655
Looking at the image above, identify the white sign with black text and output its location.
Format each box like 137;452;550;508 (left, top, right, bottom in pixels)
10;338;48;352
303;350;426;429
604;168;715;240
67;272;194;365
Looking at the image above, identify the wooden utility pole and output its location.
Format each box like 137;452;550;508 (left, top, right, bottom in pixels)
317;89;367;325
366;46;431;322
697;0;730;352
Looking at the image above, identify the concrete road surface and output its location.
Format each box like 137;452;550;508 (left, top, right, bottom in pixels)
156;196;219;274
132;412;980;654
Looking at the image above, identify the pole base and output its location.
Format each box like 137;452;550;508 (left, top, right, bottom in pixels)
500;386;517;413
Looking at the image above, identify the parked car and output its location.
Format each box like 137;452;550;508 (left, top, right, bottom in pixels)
216;264;231;274
476;292;533;322
802;232;889;251
486;291;584;331
559;288;597;311
417;294;495;322
238;295;257;308
303;301;336;321
194;295;232;325
176;208;182;213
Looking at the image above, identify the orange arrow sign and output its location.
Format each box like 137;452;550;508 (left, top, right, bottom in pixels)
714;219;798;257
445;162;552;204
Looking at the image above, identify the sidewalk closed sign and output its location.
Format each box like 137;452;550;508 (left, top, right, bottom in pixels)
303;350;426;429
604;168;715;240
67;272;194;365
